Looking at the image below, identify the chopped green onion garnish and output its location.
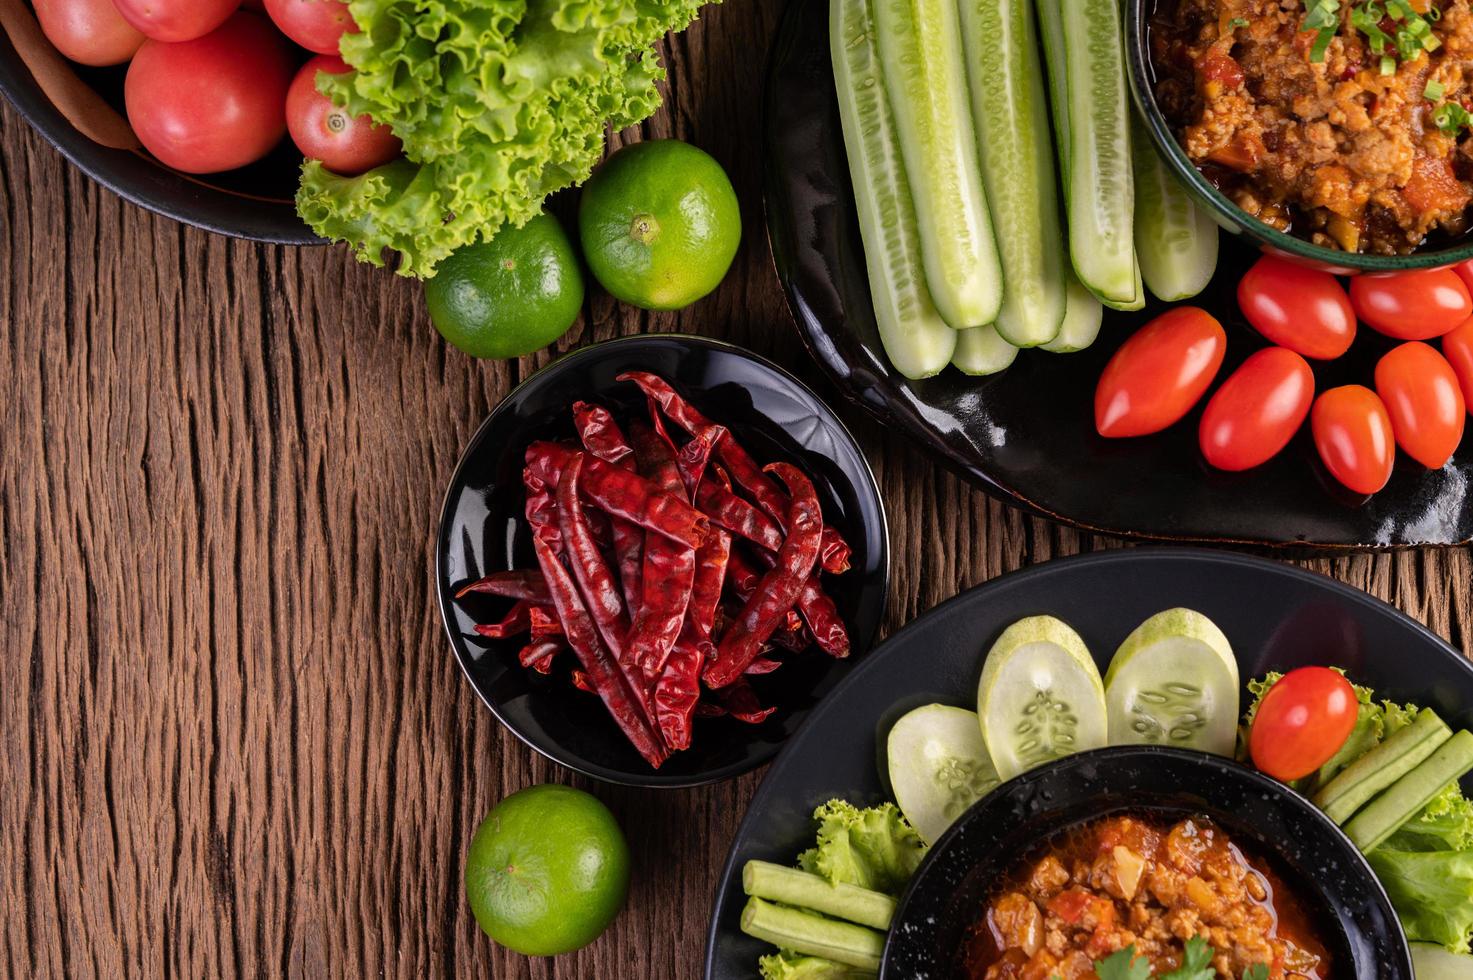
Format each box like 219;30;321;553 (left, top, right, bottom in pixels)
1432;101;1473;136
1303;0;1342;62
1229;16;1249;28
1426;79;1446;100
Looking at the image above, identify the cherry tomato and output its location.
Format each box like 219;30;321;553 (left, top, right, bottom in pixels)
286;56;401;176
1236;255;1356;359
1198;347;1314;471
1454;259;1473;297
34;0;145;66
1095;307;1227;438
125;13;294;174
263;0;356;55
1250;668;1360;781
1349;268;1473;340
112;0;240;42
1311;386;1396;495
1444;316;1473;413
1374;342;1467;468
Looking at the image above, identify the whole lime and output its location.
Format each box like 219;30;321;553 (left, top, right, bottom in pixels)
425;213;584;359
578;139;741;310
464;784;630;956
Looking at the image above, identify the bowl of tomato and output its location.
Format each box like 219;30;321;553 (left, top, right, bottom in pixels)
0;0;397;242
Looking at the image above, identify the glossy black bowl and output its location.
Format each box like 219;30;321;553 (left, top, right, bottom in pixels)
435;334;890;787
0;10;319;243
883;747;1411;980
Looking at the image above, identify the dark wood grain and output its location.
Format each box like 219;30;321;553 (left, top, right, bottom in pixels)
1;1;1469;976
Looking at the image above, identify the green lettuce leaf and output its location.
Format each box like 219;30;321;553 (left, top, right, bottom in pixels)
1367;842;1473;954
758;951;876;979
797;800;926;896
1386;783;1473;853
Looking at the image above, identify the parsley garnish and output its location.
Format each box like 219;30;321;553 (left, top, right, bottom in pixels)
1094;946;1151;980
1303;0;1343;62
1161;936;1216;980
1243;966;1270;980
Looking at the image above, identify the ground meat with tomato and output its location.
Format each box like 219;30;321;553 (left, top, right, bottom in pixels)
1152;0;1473;253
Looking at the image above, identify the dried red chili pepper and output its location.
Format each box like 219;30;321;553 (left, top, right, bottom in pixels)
719;678;777;724
518;639;563;674
744;656;783;675
687;528;731;640
472;600;534;639
740;545;850;659
724;549;803;634
696;475;785;553
617;371;851;574
555;454;630;660
676;424;724;499
570;670;595;694
694;702;727;718
650;528;730;748
625;421;697;681
531;535;667;767
704;464;823;689
572;402;645;613
454;570;551;603
526;440;707;550
529;605;564;639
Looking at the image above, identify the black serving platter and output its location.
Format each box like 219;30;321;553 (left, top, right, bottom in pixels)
703;548;1473;977
435;334;889;788
883;747;1409;979
763;0;1473;549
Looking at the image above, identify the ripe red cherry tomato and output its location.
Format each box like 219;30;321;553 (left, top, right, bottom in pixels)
112;0;240;42
1454;259;1473;297
34;0;145;66
286;56;401;176
1198;347;1314;471
263;0;356;55
1095;307;1227;438
1249;667;1360;782
1236;255;1356;359
125;13;295;174
1349;268;1473;339
1311;385;1396;495
1444;316;1473;413
1374;341;1467;468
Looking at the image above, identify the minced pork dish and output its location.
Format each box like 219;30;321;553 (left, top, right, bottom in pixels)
1152;0;1473;253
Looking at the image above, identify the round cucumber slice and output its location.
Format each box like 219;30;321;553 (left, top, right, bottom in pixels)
1103;608;1239;756
1411;943;1473;980
886;704;1000;844
977;616;1106;781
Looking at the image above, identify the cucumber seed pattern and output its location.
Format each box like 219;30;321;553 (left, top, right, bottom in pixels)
935;756;999;822
1015;687;1083;770
1125;681;1209;743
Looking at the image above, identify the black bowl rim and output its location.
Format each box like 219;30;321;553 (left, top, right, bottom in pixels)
1122;0;1473;272
881;744;1413;979
433;332;893;788
702;547;1473;974
0;25;323;245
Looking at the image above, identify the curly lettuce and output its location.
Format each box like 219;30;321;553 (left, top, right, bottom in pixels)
297;0;710;277
797;800;927;895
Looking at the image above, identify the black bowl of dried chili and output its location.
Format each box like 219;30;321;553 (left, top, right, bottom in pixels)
882;746;1411;979
435;334;889;788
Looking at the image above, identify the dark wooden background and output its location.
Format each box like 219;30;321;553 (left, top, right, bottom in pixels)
2;1;1469;976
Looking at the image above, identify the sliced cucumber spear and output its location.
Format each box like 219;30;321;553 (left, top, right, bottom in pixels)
874;0;1002;329
1410;943;1473;980
887;704;1000;845
951;324;1018;376
1131;108;1219;302
1041;272;1104;353
740;897;885;970
1103;608;1239;757
831;0;957;378
1313;707;1452;825
1344;729;1473;853
978;616;1107;781
742;861;896;930
958;0;1065;347
1035;0;1140;309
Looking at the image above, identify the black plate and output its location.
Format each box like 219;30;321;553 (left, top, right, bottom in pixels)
763;0;1473;549
435;335;889;788
703;548;1473;977
884;747;1409;979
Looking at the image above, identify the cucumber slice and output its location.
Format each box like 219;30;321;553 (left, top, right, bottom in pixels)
1103;608;1238;757
1041;272;1104;353
1131;109;1219;302
831;0;957;379
887;704;1001;845
1411;943;1473;980
978;616;1107;781
951;324;1018;375
1344;729;1473;853
1313;708;1452;825
873;0;1002;329
1034;0;1069;187
1037;0;1139;308
958;0;1066;347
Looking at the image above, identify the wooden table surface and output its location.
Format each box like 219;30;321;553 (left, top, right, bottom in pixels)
2;2;1470;977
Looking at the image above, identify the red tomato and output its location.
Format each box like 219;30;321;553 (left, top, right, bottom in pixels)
34;0;145;66
1444;316;1473;413
1374;342;1467;468
1095;307;1227;438
112;0;240;42
1349;268;1473;340
1249;668;1360;781
1454;259;1473;297
1236;255;1356;359
125;13;294;174
286;56;401;176
1198;347;1314;471
263;0;357;54
1311;386;1396;495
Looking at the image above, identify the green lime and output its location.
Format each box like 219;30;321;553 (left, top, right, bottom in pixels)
426;213;584;359
464;784;630;956
578;139;741;310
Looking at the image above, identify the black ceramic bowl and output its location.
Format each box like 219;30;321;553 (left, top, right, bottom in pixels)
0;10;319;243
435;334;890;787
1123;0;1473;273
883;746;1411;979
